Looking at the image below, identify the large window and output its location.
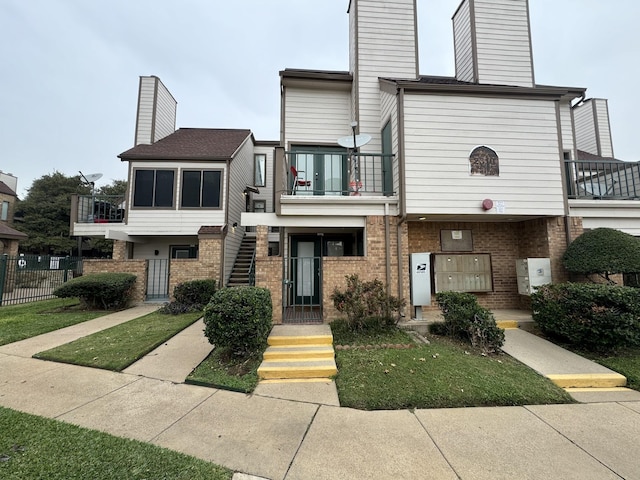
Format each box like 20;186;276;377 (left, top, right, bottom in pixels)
1;201;9;221
181;170;222;208
133;169;175;207
254;154;266;187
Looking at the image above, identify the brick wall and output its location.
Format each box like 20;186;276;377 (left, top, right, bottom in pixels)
83;259;147;304
168;235;221;298
254;225;283;323
408;217;580;311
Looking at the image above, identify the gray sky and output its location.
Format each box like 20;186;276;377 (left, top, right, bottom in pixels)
2;0;638;198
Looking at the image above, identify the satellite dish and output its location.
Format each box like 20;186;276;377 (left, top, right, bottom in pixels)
337;134;372;149
79;171;103;185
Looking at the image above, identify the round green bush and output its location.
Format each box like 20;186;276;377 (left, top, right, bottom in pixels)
203;286;273;357
531;283;640;352
563;228;640;282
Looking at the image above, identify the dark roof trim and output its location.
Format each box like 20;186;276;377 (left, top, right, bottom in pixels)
0;224;27;239
254;140;280;147
380;76;586;100
280;69;353;83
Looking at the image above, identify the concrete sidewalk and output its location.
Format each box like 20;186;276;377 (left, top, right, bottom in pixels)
2;307;640;479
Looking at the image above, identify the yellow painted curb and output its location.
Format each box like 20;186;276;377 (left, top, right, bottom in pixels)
267;335;333;346
259;378;333;384
496;320;519;329
263;348;335;361
565;387;635;393
257;366;337;380
263;354;335;362
547;373;627;388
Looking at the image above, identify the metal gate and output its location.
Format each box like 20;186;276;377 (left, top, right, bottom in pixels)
0;255;82;306
146;259;169;301
283;249;323;324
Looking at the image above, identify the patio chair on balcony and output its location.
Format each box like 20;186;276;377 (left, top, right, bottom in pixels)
290;165;311;194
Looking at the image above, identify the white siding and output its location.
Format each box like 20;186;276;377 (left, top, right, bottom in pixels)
573;100;598;156
153;79;177;142
252;145;275;213
380;89;400;195
473;0;534;87
403;94;565;216
559;101;574;156
352;0;417;155
123;160;227;235
284;87;352;146
453;0;475;82
224;136;254;285
135;77;156;146
594;98;614;157
134;76;176;146
570;201;640;236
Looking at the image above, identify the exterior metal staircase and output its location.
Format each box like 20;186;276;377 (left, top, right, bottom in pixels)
227;236;256;287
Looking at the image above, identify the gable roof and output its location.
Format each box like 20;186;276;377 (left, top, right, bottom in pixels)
0;181;17;197
0;223;27;240
118;128;252;161
576;149;624;163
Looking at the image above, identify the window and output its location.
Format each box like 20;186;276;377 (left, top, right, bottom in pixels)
252;199;266;213
254;154;266;187
469;146;499;176
133;169;175;207
170;245;198;259
1;201;9;221
381;120;394;195
181;170;222;208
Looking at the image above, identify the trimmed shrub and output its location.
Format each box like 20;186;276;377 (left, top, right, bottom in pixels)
203;286;272;357
531;282;640;352
330;274;405;331
563;228;640;283
161;279;216;314
53;273;136;310
433;291;504;353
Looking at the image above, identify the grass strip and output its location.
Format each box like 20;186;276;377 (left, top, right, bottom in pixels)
332;325;573;410
34;311;202;371
0;298;107;346
187;347;263;393
0;406;231;480
576;348;640;391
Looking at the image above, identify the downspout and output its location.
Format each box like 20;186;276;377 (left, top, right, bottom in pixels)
396;87;408;313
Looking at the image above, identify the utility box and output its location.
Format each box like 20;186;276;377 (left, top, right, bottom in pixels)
516;258;552;295
410;252;432;309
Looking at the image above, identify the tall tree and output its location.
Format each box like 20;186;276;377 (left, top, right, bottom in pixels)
15;172;89;255
15;172;127;256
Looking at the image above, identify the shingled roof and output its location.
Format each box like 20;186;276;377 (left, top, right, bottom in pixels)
118;128;252;161
0;223;27;240
0;181;17;197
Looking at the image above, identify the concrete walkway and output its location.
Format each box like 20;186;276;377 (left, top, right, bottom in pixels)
1;308;640;479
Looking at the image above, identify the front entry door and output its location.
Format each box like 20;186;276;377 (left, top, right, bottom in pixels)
292;147;347;196
291;237;321;305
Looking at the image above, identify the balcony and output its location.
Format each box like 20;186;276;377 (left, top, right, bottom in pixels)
565;159;640;200
274;147;398;217
72;194;126;224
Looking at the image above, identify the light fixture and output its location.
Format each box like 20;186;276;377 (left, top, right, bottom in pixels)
232;222;238;233
418;216;426;221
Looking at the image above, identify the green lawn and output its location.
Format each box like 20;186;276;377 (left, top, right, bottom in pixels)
0;406;231;480
187;347;263;393
572;348;640;391
332;325;574;410
34;311;202;371
0;298;107;346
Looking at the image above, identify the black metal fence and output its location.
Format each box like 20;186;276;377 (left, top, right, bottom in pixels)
0;255;83;306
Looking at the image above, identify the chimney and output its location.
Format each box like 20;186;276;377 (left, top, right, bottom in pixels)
453;0;535;88
134;76;177;146
573;98;615;158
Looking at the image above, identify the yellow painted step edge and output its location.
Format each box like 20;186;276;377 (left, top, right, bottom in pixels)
268;335;333;346
258;368;338;380
263;352;335;361
259;378;334;384
496;320;519;329
565;387;636;393
547;373;627;388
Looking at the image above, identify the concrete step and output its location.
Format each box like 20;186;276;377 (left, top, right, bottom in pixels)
547;373;627;389
268;334;333;347
564;387;640;403
263;345;335;361
257;359;337;380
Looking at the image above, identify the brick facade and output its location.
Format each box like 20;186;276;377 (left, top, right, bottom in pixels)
408;217;583;311
83;259;147;304
254;216;410;323
168;235;222;298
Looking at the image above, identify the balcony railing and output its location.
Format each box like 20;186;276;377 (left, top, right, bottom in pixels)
565;159;640;200
75;195;126;223
284;150;395;196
